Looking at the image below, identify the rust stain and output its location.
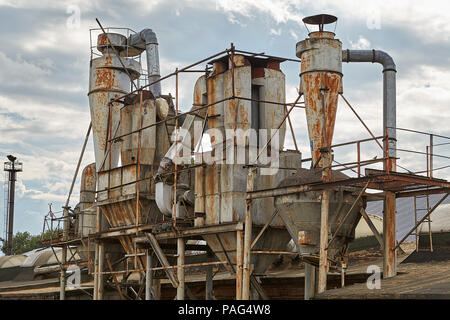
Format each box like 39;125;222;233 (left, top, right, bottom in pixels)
303;71;341;164
298;231;311;245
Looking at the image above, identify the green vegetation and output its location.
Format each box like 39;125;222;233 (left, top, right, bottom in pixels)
0;229;62;255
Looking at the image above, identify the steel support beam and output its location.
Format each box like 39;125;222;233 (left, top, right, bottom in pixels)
304;263;317;300
236;230;243;300
177;238;185;300
205;265;214;300
318;189;330;293
383;191;397;278
97;242;105;300
242;168;254;300
145;249;153;300
145;233;179;288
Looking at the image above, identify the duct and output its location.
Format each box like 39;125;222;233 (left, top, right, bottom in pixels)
128;29;161;98
342;49;397;165
155;114;196;216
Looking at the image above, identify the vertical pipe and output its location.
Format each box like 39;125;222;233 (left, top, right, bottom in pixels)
60;248;66;300
318;189;329;293
383;191;397;278
145;249;153;300
236;230;243;300
342;50;397;172
176;237;185;300
206;265;214;300
304;264;316;300
98;242;105;300
383;69;396;171
243;168;254;300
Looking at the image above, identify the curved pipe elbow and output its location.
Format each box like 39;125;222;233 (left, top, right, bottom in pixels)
138;28;158;45
342;49;396;73
128;28;158;48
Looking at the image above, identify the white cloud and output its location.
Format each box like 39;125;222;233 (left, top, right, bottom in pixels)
289;29;298;40
270;28;282;36
216;0;304;25
349;35;371;50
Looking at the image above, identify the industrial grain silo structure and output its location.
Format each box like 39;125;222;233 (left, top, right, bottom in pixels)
30;14;450;301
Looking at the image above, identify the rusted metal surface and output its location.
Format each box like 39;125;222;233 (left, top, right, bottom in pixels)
88;54;140;171
97;33;127;54
177;238;185;300
80;163;96;204
297;31;342;166
298;231;311;245
317;189;329;294
236;230;243;300
242;168;254;300
274;168;364;269
97;164;154;201
383;191;397;278
120;98;156;166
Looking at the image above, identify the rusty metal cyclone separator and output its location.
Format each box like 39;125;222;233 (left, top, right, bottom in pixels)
88;33;141;172
275;15;365;267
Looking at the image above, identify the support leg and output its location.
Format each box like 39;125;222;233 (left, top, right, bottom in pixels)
145;249;153;300
97;242;105;300
304;263;316;300
177;238;185;300
383;191;397;278
318;189;329;293
206;265;214;300
236;230;243;300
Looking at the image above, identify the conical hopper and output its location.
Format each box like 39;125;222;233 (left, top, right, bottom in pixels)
296;30;342;165
273;25;363;263
275;169;364;263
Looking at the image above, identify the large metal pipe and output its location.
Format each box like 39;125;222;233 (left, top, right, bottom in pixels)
145;249;153;300
128;29;161;98
342;49;397;169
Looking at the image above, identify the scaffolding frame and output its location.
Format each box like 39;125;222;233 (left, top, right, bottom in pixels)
41;34;450;300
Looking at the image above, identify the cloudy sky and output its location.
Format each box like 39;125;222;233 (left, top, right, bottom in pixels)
0;0;449;243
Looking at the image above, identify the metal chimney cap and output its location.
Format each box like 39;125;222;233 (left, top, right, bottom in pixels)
302;14;337;25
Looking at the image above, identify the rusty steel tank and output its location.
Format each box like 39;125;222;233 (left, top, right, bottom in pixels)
193;54;300;274
88;32;141;172
275;15;364;264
